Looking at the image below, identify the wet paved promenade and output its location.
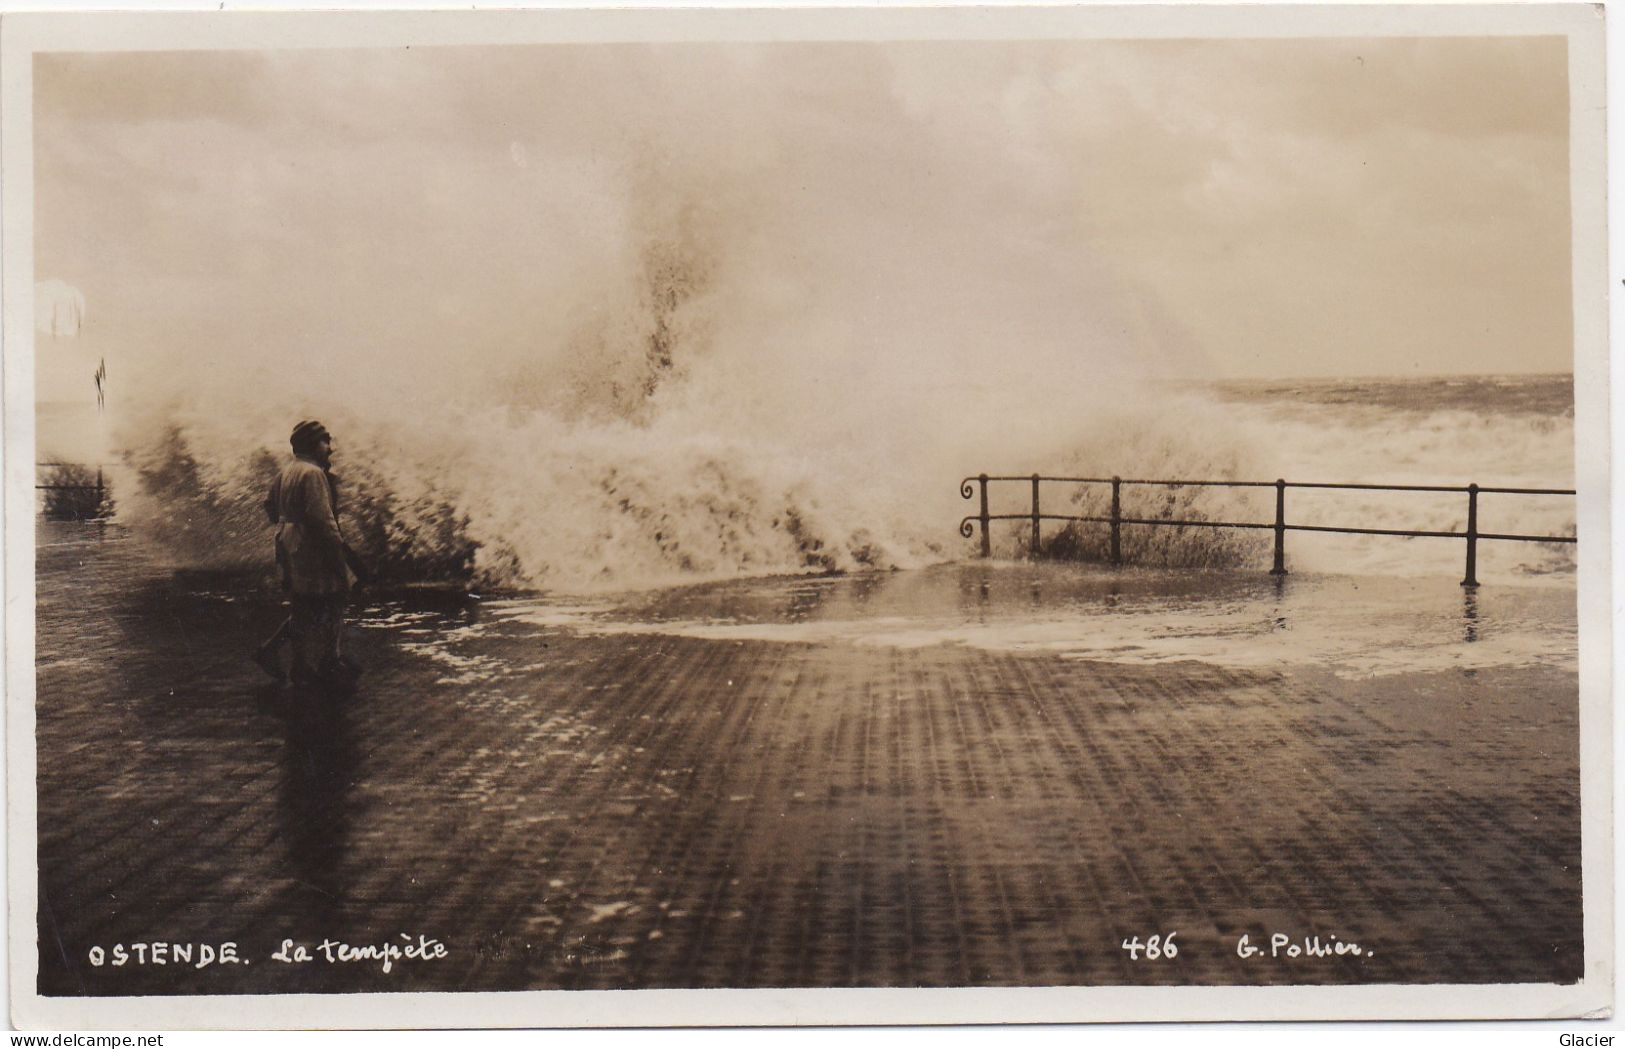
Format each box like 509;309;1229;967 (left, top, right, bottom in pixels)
32;524;1582;996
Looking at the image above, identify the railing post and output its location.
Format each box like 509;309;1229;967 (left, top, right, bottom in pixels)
1110;476;1122;565
978;474;991;559
1030;474;1041;559
1271;479;1287;576
1462;483;1479;588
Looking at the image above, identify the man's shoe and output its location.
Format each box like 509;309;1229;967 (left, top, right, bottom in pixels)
252;645;287;683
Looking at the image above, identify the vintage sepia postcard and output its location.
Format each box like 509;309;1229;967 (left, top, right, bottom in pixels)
2;3;1611;1031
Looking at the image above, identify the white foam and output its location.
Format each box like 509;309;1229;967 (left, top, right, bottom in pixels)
472;571;1575;680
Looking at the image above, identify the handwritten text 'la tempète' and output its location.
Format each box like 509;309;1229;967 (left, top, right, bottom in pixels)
273;935;449;973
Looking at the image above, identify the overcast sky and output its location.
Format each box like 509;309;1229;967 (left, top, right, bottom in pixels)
33;35;1572;400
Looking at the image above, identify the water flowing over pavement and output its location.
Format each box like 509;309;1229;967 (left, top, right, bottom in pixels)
34;523;1580;995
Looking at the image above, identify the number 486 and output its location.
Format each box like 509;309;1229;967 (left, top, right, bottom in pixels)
1121;932;1178;960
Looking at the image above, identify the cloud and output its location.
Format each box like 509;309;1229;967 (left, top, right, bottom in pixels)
35;51;276;126
31;37;1572;381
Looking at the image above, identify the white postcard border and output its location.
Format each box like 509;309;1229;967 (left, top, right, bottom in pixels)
1;2;1611;1030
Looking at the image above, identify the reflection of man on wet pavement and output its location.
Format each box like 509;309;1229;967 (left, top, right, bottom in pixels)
254;420;359;686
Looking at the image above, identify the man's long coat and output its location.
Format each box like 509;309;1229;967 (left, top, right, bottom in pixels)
267;456;355;595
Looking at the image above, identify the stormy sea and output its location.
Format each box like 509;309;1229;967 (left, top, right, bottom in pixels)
32;372;1581;995
40;369;1577;673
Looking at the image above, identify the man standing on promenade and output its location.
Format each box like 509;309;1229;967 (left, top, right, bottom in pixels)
254;419;358;686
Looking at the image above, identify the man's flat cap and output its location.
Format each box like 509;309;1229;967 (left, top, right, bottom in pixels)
290;419;330;448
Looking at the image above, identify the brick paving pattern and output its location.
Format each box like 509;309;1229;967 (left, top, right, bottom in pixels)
33;524;1582;995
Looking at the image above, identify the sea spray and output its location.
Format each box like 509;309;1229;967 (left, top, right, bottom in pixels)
97;47;1213;591
1217;379;1576;581
963;379;1576;580
986;394;1273;567
64;47;1573;590
106;370;1576;590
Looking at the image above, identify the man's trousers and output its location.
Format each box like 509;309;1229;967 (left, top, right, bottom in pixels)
290;592;346;672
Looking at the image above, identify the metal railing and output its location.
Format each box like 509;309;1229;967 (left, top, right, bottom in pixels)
36;462;111;520
960;474;1576;587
